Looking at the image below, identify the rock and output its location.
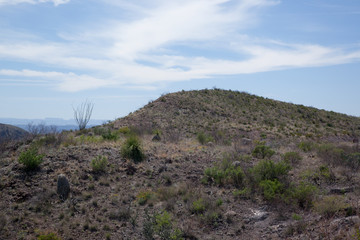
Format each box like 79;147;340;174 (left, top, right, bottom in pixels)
225;210;237;218
330;187;354;195
242;138;252;145
232;161;242;168
152;133;161;142
57;174;70;200
249;209;269;222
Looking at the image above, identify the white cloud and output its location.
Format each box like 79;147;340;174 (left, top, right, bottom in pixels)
0;0;70;6
0;0;360;92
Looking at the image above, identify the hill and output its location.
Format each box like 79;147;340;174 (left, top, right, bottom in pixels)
113;89;360;142
0;89;360;240
0;123;29;143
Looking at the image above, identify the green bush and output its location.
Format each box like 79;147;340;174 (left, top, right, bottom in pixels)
290;182;317;209
37;232;62;240
284;152;302;165
18;147;44;171
203;159;244;188
259;179;284;200
251;159;291;183
197;132;213;145
91;156;108;173
118;126;131;135
102;130;119;141
121;135;145;163
298;141;314;152
252;142;275;159
143;210;183;240
191;198;206;214
314;195;348;218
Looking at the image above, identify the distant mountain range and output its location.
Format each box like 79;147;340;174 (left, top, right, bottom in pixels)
0;118;108;132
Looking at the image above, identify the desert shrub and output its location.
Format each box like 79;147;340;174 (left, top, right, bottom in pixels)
191;198;206;214
37;232;62;240
259;179;284;201
121;135;145;163
91;155;108;173
197;132;213;145
203;159;245;188
290;182;317;209
136;191;152;205
284;152;302;165
118;126;131;135
252;142;275;159
93;127;107;136
316;143;344;166
298;141;314;152
251;159;291;183
343;152;360;171
108;207;131;221
233;188;251;199
143;210;183;240
101;130;119;141
18;146;44;171
203;211;222;227
314;195;348;218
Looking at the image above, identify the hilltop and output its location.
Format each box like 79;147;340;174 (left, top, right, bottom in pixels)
0;89;360;240
113;89;360;141
0;123;29;143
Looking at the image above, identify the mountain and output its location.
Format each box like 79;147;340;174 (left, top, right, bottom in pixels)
0;123;29;143
1;89;359;240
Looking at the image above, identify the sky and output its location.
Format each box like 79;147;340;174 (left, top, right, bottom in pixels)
0;0;360;121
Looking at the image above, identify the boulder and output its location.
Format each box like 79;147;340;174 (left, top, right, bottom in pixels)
57;174;70;200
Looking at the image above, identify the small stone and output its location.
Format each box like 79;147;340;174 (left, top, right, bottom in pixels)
232;161;242;168
57;174;70;200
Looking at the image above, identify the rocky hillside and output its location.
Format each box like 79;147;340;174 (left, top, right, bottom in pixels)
0;123;29;143
0;89;360;240
113;89;360;142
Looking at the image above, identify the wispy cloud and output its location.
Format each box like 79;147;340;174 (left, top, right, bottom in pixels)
0;0;360;92
0;0;70;6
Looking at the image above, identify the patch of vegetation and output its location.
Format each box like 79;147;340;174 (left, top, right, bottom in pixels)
91;155;108;173
191;198;206;214
197;132;214;145
121;135;145;163
203;158;244;188
252;142;275;159
143;210;183;240
290;182;317;209
251;159;291;183
101;129;119;141
283;152;302;165
18;146;44;171
314;195;348;218
137;191;152;205
298;141;314;152
37;232;62;240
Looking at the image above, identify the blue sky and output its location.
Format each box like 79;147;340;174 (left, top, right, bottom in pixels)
0;0;360;121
